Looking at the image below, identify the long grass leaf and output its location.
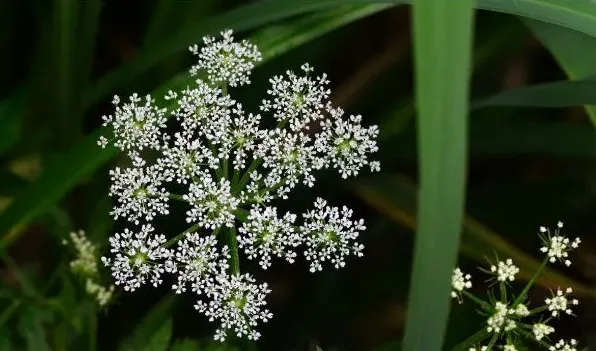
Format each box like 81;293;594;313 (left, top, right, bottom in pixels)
401;0;475;350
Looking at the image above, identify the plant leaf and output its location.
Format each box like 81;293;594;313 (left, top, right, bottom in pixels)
118;296;175;351
525;18;596;126
471;76;596;109
401;1;475;350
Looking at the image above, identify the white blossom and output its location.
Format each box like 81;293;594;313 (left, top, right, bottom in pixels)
545;287;578;317
108;165;170;225
314;106;380;179
300;198;365;272
539;222;581;266
451;267;472;302
260;63;330;132
490;258;519;282
238;206;300;269
183;175;239;229
172;233;229;294
487;302;517;333
101;224;171;292
533;323;555;341
67;230;99;276
190;29;262;87
100;93;168;151
194;273;272;341
549;339;578;351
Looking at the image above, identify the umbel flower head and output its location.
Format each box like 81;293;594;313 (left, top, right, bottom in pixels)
98;29;380;341
452;221;581;351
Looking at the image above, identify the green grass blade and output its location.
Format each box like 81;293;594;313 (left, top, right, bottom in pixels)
471;76;596;109
0;5;388;253
401;0;475;350
525;18;596;126
354;175;596;297
81;0;596;110
84;1;402;107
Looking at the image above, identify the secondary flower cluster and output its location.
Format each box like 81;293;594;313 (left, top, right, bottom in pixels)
452;221;582;351
64;230;115;307
99;30;379;341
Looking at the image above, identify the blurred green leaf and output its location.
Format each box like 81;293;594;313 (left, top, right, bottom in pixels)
0;4;389;253
119;296;175;351
169;339;201;351
0;89;25;155
354;175;596;297
144;319;172;351
85;0;596;108
401;1;474;351
471;76;596;109
0;327;11;351
525;18;596;126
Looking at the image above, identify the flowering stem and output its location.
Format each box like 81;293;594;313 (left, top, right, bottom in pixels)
163;222;203;248
450;329;489;351
513;257;548;306
462;290;492;311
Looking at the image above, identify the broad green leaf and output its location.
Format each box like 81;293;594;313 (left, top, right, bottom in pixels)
119;296;175;351
353;175;595;297
471;76;596;109
0;5;389;253
525;18;596;126
402;1;474;351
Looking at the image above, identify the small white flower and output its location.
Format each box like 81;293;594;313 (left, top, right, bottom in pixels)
158;132;216;184
451;267;472;302
183;175;240;229
490;258;519;282
512;303;529;317
238;206;300;269
172;81;235;140
539;223;581;266
101;93;168;151
260;64;330;132
487;302;516;333
549;339;578;351
85;278;115;307
300;198;365;272
545;287;578;317
172;233;230;294
194;273;272;341
108;165;170;225
469;347;488;351
67;230;99;276
314;106;380;179
101;224;171;292
533;323;555;341
503;345;517;351
190;29;262;87
256;128;319;198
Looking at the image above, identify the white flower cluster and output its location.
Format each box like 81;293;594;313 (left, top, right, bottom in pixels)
453;221;581;351
98;30;379;341
64;230;115;307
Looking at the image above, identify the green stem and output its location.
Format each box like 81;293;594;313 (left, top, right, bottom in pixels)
163;222;203;248
462;290;492;311
450;329;489;351
223;226;240;275
513;257;548;306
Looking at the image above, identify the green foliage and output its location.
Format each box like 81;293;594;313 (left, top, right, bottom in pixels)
401;1;475;350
